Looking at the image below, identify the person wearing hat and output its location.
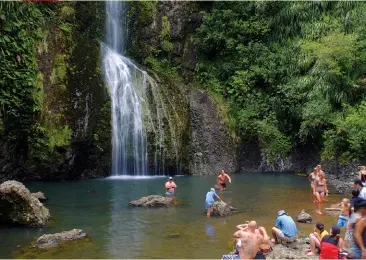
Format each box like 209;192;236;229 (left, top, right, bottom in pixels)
165;177;177;197
271;210;298;244
354;179;366;200
319;225;342;259
205;188;222;217
306;222;329;256
351;199;366;259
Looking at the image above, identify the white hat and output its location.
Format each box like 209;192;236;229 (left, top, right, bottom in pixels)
210;188;215;192
169;177;173;180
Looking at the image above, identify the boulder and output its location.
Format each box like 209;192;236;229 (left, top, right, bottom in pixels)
296;209;312;223
211;201;238;217
32;191;47;201
36;229;87;249
129;195;173;207
0;181;50;226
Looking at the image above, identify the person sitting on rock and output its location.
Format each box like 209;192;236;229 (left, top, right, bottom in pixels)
165;177;177;197
205;188;221;217
233;221;267;259
235;222;272;255
271;210;298;245
319;225;343;259
337;198;350;228
306;222;329;256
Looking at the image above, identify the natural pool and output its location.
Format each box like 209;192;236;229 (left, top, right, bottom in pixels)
0;172;343;258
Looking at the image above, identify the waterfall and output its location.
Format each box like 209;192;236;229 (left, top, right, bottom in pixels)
102;1;182;176
102;1;146;176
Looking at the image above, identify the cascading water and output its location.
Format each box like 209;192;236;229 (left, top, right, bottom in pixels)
102;1;182;176
102;1;147;176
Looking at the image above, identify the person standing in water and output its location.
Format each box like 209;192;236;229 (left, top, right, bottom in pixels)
313;172;328;215
165;177;177;197
308;167;319;202
205;188;222;217
217;170;232;191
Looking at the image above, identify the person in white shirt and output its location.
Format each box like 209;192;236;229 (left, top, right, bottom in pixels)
354;179;366;200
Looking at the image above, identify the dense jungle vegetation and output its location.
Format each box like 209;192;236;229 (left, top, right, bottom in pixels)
194;1;366;163
0;1;365;179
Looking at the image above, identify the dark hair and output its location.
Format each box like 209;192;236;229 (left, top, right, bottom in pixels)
316;222;325;232
352;189;361;198
330;224;341;237
354;179;364;187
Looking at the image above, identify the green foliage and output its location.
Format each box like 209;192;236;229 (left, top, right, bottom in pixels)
322;102;366;162
159;16;173;53
195;2;366;161
0;2;46;148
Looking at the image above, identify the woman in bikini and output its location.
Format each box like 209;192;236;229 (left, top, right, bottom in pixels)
313;173;328;215
308;167;319;202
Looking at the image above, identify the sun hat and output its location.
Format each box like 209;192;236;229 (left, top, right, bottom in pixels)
277;210;287;217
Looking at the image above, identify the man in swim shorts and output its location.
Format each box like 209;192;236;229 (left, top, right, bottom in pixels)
217;170;232;190
165;177;177;197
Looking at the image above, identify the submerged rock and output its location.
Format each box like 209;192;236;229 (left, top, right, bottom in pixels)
325;207;341;217
211;201;238;217
0;181;50;226
296;209;312;223
36;229;87;249
32;191;47;201
129;195;173;207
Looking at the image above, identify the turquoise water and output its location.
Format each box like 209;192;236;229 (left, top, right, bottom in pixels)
0;173;343;258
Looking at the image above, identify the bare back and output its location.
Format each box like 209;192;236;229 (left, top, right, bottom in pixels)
238;230;263;259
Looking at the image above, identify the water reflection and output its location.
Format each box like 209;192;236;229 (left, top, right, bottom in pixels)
205;222;216;240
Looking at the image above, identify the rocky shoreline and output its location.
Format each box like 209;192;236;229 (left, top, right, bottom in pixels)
324;162;359;194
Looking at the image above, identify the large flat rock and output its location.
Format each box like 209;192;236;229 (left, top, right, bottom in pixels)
129;195;173;207
36;229;87;249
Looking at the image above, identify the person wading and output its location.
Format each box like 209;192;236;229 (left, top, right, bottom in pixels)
205;188;222;217
217;170;232;191
165;177;177;197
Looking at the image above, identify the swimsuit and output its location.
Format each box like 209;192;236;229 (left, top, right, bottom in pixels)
220;182;226;189
316;181;325;194
337;213;349;227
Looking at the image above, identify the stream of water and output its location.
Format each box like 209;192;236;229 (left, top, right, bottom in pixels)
0;173;343;259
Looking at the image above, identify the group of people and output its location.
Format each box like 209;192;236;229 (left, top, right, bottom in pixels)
223;210;299;259
164;165;366;259
304;165;366;259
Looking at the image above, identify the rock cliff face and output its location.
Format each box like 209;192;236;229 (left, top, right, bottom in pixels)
189;90;236;175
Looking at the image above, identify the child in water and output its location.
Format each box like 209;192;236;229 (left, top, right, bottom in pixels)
337;198;350;228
